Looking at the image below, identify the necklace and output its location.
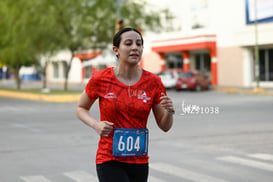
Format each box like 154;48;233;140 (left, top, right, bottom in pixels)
114;67;140;97
128;79;132;97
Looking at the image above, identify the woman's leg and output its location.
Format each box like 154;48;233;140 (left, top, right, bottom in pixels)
96;161;129;182
123;162;149;182
96;161;149;182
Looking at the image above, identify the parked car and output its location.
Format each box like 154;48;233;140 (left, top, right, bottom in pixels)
175;70;211;91
157;70;180;89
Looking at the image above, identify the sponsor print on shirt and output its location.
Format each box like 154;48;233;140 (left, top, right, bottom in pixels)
105;90;151;103
104;92;117;99
138;92;151;103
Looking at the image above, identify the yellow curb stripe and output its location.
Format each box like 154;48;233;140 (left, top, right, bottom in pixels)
0;90;80;102
213;87;273;95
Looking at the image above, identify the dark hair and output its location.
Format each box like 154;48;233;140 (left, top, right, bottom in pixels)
113;27;143;48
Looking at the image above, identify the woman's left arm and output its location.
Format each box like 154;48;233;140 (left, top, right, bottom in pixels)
152;93;174;132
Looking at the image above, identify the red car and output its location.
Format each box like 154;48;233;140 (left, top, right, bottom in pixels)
175;71;211;91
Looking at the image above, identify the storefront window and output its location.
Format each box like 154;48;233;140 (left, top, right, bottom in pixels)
195;53;211;73
53;62;59;78
62;61;67;78
259;49;273;81
166;54;183;69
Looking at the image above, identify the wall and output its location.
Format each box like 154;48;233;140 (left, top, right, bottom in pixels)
69;57;82;83
218;47;244;87
141;52;162;73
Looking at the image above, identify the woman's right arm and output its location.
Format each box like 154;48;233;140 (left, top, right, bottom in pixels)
76;91;113;137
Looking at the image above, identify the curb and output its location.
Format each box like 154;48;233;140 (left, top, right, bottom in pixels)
0;90;80;102
213;87;273;96
1;87;272;103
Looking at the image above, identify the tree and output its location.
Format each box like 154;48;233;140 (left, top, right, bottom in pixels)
0;0;37;89
0;0;174;90
0;0;62;89
53;0;174;90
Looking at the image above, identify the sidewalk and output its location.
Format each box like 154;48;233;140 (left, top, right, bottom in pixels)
0;80;273;102
0;80;84;102
0;79;85;90
214;86;273;96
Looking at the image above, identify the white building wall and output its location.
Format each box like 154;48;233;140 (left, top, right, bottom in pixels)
46;50;83;83
146;0;273;47
243;48;254;87
69;57;82;83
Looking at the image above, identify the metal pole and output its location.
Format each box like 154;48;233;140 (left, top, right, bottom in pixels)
115;0;123;32
254;0;260;88
116;0;121;19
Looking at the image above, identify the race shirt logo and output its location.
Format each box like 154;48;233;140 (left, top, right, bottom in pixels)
138;92;151;103
104;92;117;99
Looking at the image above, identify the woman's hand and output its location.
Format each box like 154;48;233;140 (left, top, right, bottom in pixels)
152;92;174;132
95;121;114;137
160;93;175;114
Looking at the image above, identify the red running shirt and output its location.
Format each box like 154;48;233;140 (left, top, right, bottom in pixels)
85;67;166;164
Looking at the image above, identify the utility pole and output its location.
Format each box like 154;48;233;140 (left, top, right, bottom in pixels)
116;0;124;32
254;0;260;89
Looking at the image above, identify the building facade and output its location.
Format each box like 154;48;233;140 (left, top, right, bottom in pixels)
142;0;273;88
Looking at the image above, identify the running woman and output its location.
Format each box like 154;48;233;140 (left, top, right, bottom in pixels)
76;27;174;182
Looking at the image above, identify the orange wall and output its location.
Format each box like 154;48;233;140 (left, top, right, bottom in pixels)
218;46;244;87
141;52;162;73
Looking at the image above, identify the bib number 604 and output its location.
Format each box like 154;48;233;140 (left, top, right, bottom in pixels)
118;135;140;152
112;128;148;157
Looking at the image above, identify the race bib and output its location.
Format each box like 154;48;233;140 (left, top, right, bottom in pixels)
112;128;148;157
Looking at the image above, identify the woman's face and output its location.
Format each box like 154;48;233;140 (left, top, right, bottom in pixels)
114;30;143;65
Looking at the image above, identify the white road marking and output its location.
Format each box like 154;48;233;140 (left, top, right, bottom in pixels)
63;170;98;182
150;163;230;182
248;153;273;161
20;176;51;182
19;170;175;182
217;155;273;172
13;123;41;133
148;175;167;182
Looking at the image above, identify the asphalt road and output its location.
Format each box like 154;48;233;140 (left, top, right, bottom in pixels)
0;90;273;182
